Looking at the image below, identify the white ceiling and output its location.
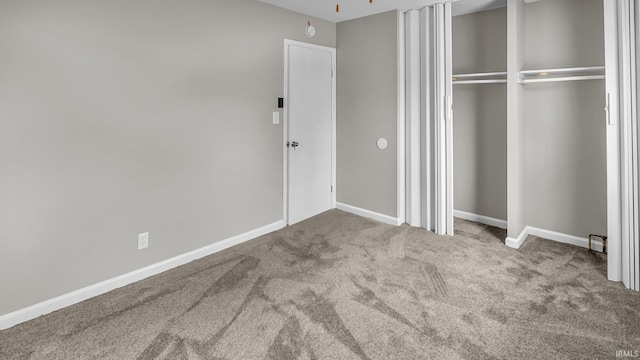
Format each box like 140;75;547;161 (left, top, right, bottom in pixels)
257;0;507;23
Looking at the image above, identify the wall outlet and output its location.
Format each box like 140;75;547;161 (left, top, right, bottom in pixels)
138;232;149;250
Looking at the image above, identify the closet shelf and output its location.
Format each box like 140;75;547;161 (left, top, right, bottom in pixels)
519;66;605;84
452;71;507;85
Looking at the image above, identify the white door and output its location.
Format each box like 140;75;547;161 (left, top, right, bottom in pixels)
604;0;640;290
285;40;335;225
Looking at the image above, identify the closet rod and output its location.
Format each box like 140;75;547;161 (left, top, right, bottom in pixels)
521;75;605;84
453;79;507;85
519;66;604;76
452;71;507;79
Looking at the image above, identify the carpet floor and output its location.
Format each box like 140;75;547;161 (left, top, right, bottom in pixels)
1;209;639;359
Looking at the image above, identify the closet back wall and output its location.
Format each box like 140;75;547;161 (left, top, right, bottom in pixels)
0;0;335;316
452;8;507;221
523;0;606;238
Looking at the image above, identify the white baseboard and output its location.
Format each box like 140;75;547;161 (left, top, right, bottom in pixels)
0;220;285;330
527;226;604;252
505;225;604;252
506;226;529;249
335;202;402;226
453;210;507;229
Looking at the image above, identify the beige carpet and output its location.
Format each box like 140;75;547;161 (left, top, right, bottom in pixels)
1;209;638;359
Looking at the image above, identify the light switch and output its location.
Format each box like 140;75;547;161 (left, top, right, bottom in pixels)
273;112;280;125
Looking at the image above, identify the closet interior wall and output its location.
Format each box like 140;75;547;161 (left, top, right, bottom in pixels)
522;0;607;238
452;8;507;223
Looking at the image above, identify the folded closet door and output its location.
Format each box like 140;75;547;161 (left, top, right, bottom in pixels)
405;10;422;227
635;0;640;291
404;4;453;235
619;0;640;291
604;0;639;290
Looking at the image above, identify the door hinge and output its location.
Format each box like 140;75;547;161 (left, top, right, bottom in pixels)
331;69;334;77
331;186;333;192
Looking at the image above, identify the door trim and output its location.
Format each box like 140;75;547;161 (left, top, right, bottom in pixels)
283;39;336;225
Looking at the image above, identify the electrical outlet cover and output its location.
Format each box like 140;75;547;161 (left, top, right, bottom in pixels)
138;232;149;250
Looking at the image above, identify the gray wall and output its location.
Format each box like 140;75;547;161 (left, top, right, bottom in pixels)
336;11;398;217
452;8;507;74
0;0;335;316
524;0;604;69
452;8;507;220
523;0;606;237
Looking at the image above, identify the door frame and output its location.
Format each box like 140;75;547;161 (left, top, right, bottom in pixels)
283;39;337;225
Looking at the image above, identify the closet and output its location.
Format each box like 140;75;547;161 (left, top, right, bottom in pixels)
404;0;636;288
504;0;607;248
449;0;607;244
452;5;508;229
519;0;607;242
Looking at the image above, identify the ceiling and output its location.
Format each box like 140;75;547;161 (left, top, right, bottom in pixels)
256;0;507;23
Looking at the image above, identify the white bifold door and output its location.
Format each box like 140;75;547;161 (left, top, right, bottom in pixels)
604;0;640;291
403;4;454;235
